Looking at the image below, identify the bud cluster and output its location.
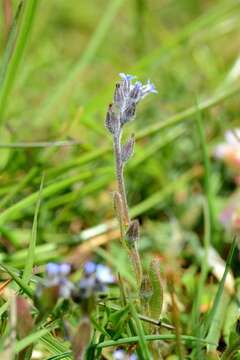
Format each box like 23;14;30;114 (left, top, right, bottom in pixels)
105;73;157;136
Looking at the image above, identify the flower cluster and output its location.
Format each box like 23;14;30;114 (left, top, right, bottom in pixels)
37;261;115;304
105;73;157;136
78;261;115;299
42;262;73;298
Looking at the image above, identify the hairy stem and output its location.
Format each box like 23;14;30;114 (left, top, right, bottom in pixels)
113;132;130;226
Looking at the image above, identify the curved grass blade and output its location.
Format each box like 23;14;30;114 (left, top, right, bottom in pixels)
46;83;240;179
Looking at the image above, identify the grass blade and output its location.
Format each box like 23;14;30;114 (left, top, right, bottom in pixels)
129;301;152;359
204;238;237;348
22;175;44;285
14;322;58;354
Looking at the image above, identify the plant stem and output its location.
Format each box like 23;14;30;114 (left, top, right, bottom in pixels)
113;132;130;226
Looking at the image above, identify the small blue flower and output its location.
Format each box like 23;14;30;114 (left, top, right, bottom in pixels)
46;262;60;276
141;80;158;97
77;262;115;300
84;261;97;275
113;349;138;360
96;264;115;284
113;349;125;360
119;73;135;82
59;263;71;275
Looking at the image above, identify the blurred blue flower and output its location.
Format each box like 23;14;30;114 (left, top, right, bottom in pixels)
78;262;115;300
113;349;138;360
43;262;73;299
84;261;97;275
95;264;115;284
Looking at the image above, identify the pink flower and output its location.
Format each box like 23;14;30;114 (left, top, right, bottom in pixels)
214;129;240;166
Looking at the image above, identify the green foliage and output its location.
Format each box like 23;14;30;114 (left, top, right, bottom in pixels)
0;0;240;358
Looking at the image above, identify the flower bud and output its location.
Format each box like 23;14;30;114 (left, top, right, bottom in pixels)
140;274;153;302
114;83;124;108
120;103;136;125
129;81;142;102
121;134;135;162
125;220;140;248
105;104;120;135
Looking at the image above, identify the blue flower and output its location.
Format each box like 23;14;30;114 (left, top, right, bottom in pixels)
113;349;138;360
95;264;115;284
84;261;97;275
141;80;158;97
46;262;71;277
106;73;156;134
77;262;115;300
46;262;60;276
119;73;135;82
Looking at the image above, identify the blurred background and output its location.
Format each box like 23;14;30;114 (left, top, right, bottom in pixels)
0;0;240;274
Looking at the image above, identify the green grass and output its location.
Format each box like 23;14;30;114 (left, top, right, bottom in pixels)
0;0;240;358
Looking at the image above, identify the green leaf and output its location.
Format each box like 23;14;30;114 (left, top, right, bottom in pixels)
129;301;151;359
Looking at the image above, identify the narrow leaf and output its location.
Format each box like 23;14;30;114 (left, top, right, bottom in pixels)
149;258;164;320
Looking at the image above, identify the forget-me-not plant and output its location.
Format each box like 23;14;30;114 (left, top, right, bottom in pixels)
105;73;157;287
